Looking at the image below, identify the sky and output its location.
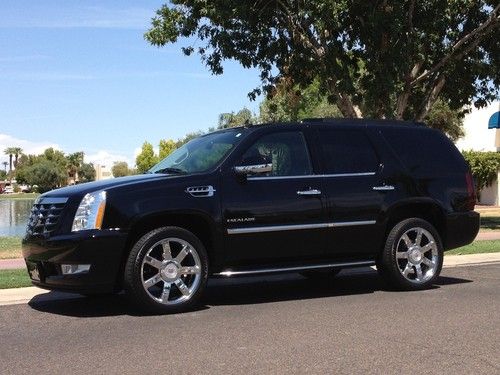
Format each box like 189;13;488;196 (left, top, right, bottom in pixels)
0;0;262;167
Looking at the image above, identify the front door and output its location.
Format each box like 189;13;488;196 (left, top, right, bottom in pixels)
221;130;326;268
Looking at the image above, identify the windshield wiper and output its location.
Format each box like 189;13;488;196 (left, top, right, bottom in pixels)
153;167;187;175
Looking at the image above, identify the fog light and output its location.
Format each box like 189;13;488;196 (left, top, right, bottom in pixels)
61;264;91;275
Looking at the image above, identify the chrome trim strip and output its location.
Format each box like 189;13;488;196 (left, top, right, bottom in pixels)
247;172;376;181
214;260;375;277
36;197;68;205
227;220;376;234
372;185;395;191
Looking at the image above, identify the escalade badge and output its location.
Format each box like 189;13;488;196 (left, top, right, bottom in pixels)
227;217;256;223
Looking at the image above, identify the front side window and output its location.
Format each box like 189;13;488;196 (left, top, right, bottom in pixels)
150;129;247;174
318;129;379;174
239;131;312;176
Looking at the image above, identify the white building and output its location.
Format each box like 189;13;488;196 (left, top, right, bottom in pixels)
94;164;113;181
456;101;500;205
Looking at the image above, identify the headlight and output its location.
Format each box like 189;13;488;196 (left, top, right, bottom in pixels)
72;191;107;232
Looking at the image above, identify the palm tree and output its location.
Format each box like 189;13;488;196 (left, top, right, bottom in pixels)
4;147;16;181
11;147;22;169
66;152;84;184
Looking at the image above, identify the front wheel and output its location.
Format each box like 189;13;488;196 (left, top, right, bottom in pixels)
377;218;443;290
124;227;208;314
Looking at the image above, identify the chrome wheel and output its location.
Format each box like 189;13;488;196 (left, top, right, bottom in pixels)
140;237;201;305
395;227;439;284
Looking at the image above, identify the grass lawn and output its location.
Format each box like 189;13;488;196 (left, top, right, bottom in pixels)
0;269;32;289
446;240;500;255
0;192;39;200
0;236;22;259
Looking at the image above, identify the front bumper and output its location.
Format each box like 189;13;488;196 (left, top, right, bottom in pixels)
443;211;480;250
22;230;128;294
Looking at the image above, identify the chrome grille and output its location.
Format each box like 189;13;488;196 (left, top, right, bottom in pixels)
26;197;68;235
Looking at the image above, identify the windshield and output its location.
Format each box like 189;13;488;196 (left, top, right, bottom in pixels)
149;129;247;174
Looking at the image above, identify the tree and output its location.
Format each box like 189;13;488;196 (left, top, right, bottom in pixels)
159;139;177;159
259;78;341;122
4;147;15;180
217;107;255;129
11;147;22;169
24;159;67;193
136;142;158;173
112;161;131;177
78;163;96;183
175;131;204;148
0;169;6;181
2;161;7;173
146;1;499;121
425;99;465;142
66;152;84;183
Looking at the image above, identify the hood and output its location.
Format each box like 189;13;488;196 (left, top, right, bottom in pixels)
41;173;173;198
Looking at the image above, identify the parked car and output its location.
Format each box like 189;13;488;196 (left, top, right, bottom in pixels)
22;119;480;313
3;185;14;194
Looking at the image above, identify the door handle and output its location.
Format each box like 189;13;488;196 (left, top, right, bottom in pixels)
373;185;395;191
297;189;322;196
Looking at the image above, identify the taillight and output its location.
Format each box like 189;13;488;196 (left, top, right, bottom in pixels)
465;171;476;210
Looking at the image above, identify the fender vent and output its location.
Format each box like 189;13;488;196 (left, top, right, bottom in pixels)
186;185;216;197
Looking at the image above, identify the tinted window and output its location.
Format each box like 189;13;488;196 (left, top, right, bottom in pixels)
318;129;379;174
240;131;312;176
382;128;467;175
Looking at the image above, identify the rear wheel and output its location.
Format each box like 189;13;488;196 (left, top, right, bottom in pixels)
124;227;208;314
377;218;443;290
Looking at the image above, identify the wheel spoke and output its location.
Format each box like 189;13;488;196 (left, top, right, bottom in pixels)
396;251;408;259
175;245;190;263
144;255;163;270
180;266;200;275
160;282;171;303
422;257;434;268
402;264;413;277
401;234;412;248
175;279;190;296
421;242;435;253
415;229;423;247
415;264;423;281
162;241;172;260
143;273;162;288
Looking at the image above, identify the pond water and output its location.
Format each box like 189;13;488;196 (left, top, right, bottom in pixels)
0;199;35;237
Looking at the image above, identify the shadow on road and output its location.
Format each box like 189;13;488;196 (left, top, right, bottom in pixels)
27;269;472;318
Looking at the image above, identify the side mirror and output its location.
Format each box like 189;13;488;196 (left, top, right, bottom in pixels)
234;163;273;176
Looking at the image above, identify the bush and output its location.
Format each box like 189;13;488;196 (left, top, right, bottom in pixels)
462;151;500;193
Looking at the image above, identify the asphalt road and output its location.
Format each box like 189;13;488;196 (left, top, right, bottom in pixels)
1;264;499;375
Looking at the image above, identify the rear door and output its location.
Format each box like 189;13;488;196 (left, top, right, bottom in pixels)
221;129;327;267
314;127;388;259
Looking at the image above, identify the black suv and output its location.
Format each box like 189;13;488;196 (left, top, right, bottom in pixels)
23;119;480;313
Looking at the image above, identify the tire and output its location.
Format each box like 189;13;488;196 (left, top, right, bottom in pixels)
377;218;443;290
300;268;341;279
124;227;208;314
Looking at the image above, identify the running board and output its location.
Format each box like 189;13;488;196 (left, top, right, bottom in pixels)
213;260;375;277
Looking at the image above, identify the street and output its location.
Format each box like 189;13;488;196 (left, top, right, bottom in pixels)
1;264;499;374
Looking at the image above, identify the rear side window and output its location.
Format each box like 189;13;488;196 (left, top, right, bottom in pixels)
317;129;379;174
382;128;467;176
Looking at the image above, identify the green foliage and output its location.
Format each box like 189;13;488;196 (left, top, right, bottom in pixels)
146;1;499;120
159;139;177;159
136;142;159;173
0;170;6;180
218;107;255;129
462;151;500;193
424;99;465;142
23;159;67;193
259;79;341;122
78;162;96;183
112;161;132;177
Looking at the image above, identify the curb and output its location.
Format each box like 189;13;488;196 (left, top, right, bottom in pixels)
1;253;499;307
